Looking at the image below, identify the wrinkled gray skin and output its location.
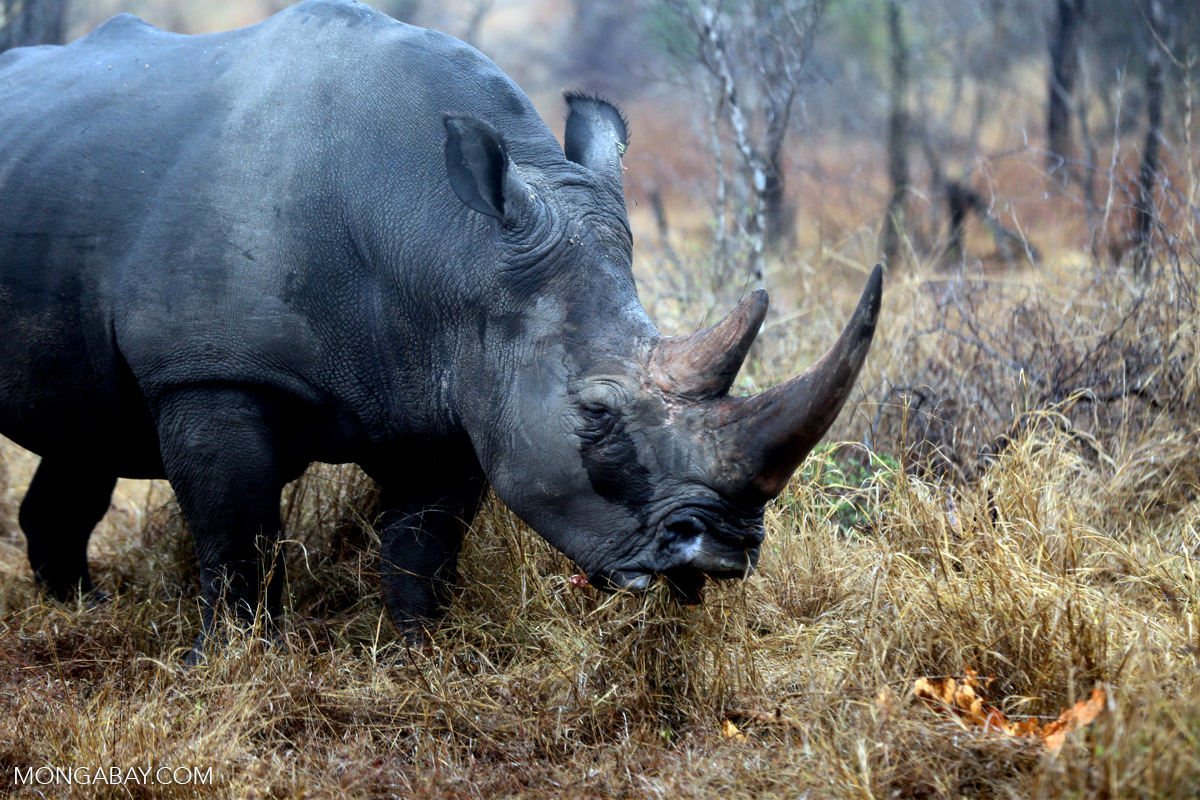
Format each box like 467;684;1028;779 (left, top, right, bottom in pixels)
0;0;879;653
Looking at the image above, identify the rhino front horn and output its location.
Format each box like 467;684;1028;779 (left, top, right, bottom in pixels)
713;264;883;504
649;289;769;400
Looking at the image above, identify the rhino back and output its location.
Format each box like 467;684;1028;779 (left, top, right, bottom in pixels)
0;0;556;465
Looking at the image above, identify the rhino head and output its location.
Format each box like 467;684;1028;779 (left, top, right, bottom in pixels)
444;94;880;602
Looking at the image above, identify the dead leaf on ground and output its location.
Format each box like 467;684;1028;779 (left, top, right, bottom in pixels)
885;667;1106;750
1040;687;1106;752
721;719;747;741
913;667;1010;733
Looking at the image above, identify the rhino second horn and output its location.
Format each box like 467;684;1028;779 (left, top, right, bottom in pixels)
713;264;883;504
649;289;769;400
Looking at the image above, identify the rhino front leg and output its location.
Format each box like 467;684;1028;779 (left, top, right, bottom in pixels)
20;459;116;602
371;464;486;638
154;387;304;655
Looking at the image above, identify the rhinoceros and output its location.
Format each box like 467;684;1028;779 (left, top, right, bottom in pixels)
0;0;880;650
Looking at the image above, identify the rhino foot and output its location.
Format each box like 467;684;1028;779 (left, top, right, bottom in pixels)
34;578;110;609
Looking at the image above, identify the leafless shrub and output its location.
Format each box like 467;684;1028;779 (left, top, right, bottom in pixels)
868;257;1198;486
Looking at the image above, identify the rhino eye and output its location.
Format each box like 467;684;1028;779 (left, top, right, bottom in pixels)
581;402;609;419
578;402;616;441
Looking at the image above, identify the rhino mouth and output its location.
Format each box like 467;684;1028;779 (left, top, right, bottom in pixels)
592;545;759;604
665;544;759;603
587;501;762;601
605;570;654;592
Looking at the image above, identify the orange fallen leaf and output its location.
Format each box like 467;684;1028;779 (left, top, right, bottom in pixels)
721;719;746;741
900;668;1106;748
1040;687;1106;752
913;668;1009;732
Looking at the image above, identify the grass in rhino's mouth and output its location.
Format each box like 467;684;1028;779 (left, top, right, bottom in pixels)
663;567;708;604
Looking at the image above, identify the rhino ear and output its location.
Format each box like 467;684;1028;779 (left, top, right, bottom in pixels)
563;92;628;186
444;114;527;221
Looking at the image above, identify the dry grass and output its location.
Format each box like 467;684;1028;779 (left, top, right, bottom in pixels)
3;143;1200;797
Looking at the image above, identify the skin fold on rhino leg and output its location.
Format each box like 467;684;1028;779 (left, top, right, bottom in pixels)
369;460;486;641
20;459;117;603
153;386;302;659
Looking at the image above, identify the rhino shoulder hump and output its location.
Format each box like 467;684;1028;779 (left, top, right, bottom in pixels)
284;0;388;27
80;13;172;44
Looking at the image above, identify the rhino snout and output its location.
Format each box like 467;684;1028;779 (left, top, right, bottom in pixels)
660;508;762;579
585;507;763;599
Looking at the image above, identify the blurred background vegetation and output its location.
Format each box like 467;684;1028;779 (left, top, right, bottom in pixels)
5;0;1198;287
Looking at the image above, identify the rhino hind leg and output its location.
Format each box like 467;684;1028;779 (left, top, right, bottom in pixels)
372;464;486;640
20;459;117;603
153;386;305;658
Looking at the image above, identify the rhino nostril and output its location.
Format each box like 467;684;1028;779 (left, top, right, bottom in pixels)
664;512;707;543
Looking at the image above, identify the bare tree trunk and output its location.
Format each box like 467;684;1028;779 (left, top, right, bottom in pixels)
758;2;822;256
1076;49;1101;252
702;79;731;277
946;181;970;269
1047;0;1086;171
664;0;824;284
945;181;1040;269
1133;0;1166;277
697;1;767;284
914;68;946;250
648;188;683;271
763;103;796;255
0;0;69;53
882;0;909;269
